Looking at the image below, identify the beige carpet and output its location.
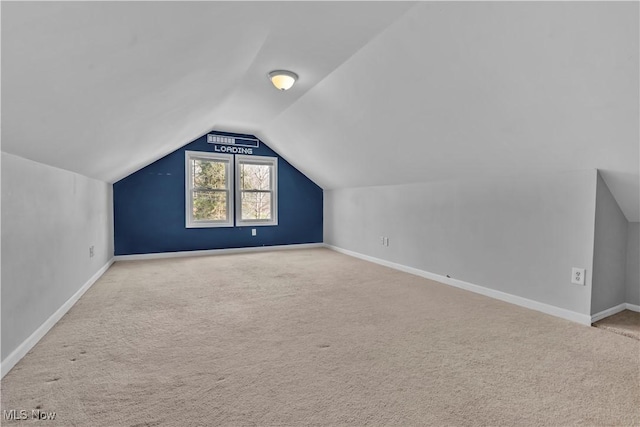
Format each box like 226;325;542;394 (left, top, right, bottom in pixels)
594;310;640;341
1;248;639;426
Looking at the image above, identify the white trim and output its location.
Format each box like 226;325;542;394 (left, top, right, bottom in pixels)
185;150;234;228
235;154;278;227
325;244;592;326
625;303;640;313
591;303;640;323
1;258;115;378
114;243;324;261
591;303;627;323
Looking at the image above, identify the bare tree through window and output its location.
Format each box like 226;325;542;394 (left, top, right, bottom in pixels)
240;163;272;220
191;158;228;221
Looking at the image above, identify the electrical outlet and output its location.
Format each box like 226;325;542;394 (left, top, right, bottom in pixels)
89;246;94;258
251;229;257;236
385;237;389;246
571;268;585;285
380;236;385;245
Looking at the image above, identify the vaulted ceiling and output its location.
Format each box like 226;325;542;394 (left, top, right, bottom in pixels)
2;2;638;220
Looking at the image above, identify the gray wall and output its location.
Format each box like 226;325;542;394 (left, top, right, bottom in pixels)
626;222;640;306
591;173;629;314
1;152;113;361
324;170;597;316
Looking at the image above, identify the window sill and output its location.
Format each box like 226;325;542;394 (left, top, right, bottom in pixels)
236;221;278;227
186;222;234;229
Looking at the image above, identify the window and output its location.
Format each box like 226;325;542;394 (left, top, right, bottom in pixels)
185;151;233;228
185;151;278;228
235;155;278;226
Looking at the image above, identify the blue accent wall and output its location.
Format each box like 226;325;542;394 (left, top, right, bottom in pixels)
113;131;323;255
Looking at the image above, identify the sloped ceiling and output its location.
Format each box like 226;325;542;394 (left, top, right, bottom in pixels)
2;2;638;220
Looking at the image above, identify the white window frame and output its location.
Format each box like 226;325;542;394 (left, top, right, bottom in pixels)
185;151;234;228
235;155;278;227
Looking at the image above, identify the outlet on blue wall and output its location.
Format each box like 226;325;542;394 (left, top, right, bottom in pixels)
113;131;323;255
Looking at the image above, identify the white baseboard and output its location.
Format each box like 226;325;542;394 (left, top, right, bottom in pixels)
1;258;114;379
625;303;640;313
591;303;627;323
591;302;640;323
114;243;325;261
325;244;592;326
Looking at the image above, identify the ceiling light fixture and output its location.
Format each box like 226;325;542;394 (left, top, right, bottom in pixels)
268;70;298;91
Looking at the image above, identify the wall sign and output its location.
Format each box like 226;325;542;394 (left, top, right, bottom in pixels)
207;134;259;155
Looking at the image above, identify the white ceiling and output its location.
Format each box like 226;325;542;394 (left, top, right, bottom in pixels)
2;2;639;221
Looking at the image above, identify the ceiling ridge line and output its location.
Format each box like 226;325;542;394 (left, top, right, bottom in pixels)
106;17;278;184
259;2;421;135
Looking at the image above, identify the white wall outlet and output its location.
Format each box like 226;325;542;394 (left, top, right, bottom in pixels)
571;267;585;285
385;237;389;246
89;246;94;258
380;236;385;245
251;229;257;236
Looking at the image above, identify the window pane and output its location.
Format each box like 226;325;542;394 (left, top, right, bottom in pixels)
193;191;227;221
240;163;271;190
193;159;226;189
241;191;271;220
